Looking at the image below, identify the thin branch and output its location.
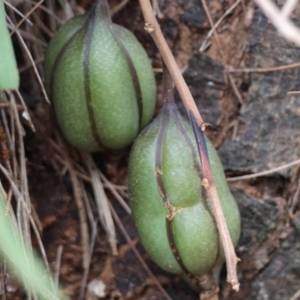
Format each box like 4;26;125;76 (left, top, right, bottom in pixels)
199;0;242;52
152;0;164;19
289;288;300;300
7;24;47;46
288;91;300;95
27;0;63;24
111;0;131;16
227;74;243;104
10;0;44;36
138;0;205;126
4;1;33;25
227;158;300;181
199;0;243;104
228;62;300;73
98;171;131;215
280;0;298;18
253;0;300;47
14;89;35;132
54;245;63;288
79;220;98;300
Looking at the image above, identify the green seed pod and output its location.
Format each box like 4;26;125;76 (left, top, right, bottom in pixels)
44;1;156;152
128;102;240;281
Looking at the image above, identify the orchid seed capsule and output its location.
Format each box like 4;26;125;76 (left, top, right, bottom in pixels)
44;0;156;152
128;101;241;284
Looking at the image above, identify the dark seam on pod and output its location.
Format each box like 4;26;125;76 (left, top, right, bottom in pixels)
172;105;218;220
82;8;104;148
98;2;143;130
155;105;169;205
171;105;202;176
189;110;221;268
109;27;143;129
166;217;199;285
189;110;210;174
155;104;198;283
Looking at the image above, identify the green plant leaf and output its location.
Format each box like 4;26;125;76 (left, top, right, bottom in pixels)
0;183;66;299
0;0;19;90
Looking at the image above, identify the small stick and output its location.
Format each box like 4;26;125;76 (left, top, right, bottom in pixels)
10;0;44;36
229;62;300;73
199;0;242;52
79;220;97;300
4;1;33;25
199;0;243;104
28;0;63;24
14;89;35;132
7;24;47;46
54;245;63;288
253;0;300;47
227;158;300;181
288;91;300;95
281;0;298;17
289;288;300;300
111;0;131;16
99;171;131;215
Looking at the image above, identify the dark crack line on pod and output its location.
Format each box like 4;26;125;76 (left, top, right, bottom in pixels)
171;106;210;214
155;105;169;205
154;104;198;283
189;110;211;181
172;106;221;266
171;105;202;176
97;1;143;130
165;216;199;284
189;110;221;268
82;7;105;148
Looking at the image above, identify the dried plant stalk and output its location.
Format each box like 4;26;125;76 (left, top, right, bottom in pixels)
254;0;300;47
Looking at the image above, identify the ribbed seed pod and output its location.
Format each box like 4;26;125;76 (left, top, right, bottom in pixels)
44;0;156;152
128;102;240;281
